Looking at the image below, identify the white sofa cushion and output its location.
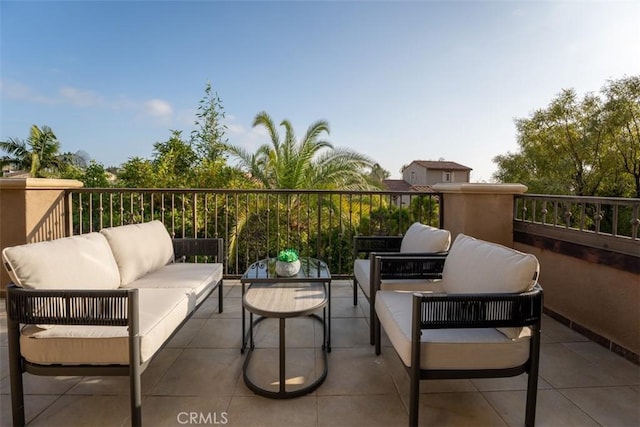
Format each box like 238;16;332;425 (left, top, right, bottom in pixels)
124;262;223;306
2;233;120;290
441;234;539;294
400;223;451;253
19;288;194;365
101;221;174;286
354;259;443;299
375;290;531;369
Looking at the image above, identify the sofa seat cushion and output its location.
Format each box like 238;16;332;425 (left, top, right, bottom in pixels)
2;233;120;290
101;221;174;286
19;288;193;365
123;262;222;306
355;259;443;299
400;223;451;253
376;290;530;370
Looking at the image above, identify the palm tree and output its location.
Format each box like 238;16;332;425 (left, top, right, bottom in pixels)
0;125;62;177
225;111;377;190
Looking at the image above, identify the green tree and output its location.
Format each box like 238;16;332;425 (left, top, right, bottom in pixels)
493;77;639;197
152;130;198;187
117;157;156;188
82;161;110;188
0;125;63;177
602;75;640;197
225;111;377;190
191;82;228;163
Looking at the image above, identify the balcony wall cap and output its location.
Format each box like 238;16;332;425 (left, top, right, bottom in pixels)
432;183;528;194
0;178;84;190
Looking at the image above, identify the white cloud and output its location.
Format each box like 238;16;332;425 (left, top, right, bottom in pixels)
58;86;104;107
0;79;56;104
143;99;173;118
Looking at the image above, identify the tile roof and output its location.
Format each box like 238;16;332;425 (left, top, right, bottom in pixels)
412;160;472;171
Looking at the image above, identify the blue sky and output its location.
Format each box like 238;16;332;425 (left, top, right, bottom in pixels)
1;1;639;182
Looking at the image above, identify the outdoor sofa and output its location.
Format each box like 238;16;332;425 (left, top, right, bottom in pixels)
375;233;543;426
2;220;224;426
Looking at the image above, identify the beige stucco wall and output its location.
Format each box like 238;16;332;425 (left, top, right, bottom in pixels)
515;242;640;356
434;183;528;247
0;178;83;290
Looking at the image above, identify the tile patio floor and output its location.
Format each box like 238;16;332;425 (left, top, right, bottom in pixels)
1;280;639;426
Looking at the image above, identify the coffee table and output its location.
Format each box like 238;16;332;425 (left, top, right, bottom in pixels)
240;257;332;398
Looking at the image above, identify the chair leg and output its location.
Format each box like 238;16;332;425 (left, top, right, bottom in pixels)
218;280;224;313
525;322;542;427
369;299;376;345
8;317;25;427
353;278;358;306
409;364;420;427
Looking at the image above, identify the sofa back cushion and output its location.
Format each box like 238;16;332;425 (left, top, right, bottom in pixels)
2;233;120;290
100;221;174;286
400;222;451;253
441;234;539;294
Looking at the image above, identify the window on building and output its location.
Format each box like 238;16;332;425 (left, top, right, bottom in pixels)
410;171;416;184
443;171;452;182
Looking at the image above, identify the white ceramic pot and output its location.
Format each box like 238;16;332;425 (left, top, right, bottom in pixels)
275;259;301;277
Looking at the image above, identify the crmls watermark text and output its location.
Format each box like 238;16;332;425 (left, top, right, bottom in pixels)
176;412;229;425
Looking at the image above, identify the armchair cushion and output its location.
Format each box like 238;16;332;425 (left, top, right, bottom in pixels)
400;223;451;253
441;234;539;339
375;290;531;369
441;234;539;294
101;220;174;286
2;233;120;290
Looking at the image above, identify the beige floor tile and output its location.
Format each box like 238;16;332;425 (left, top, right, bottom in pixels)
559;386;640;427
206;296;244;319
27;395;130;427
189;318;245;349
540;316;590;344
0;394;58;426
317;347;395;395
484;388;600;427
227;395;317;427
332;297;365;318
471;373;553;391
563;342;640;385
247;316;317;349
331;282;357;298
0;373;80;396
151;348;242;396
166;318;205;348
330;318;371;348
540;343;636;388
142;396;231;426
242;347;323;396
318;394;408;427
417;392;507;426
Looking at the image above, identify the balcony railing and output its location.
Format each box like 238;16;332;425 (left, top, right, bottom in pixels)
67;189;441;278
514;194;640;260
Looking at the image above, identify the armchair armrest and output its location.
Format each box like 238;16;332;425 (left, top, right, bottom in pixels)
371;254;447;294
412;284;544;330
172;238;224;263
353;236;403;259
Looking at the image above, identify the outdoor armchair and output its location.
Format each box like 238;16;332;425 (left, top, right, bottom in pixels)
375;234;543;426
353;222;451;345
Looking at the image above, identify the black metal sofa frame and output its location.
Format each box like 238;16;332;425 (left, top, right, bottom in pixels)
5;238;224;427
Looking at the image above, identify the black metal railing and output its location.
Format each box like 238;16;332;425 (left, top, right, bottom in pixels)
514;194;640;257
67;189;442;278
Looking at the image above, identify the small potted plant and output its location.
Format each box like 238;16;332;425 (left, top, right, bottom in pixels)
275;248;300;277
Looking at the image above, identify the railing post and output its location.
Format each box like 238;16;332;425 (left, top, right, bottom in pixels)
433;183;528;247
0;178;83;293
